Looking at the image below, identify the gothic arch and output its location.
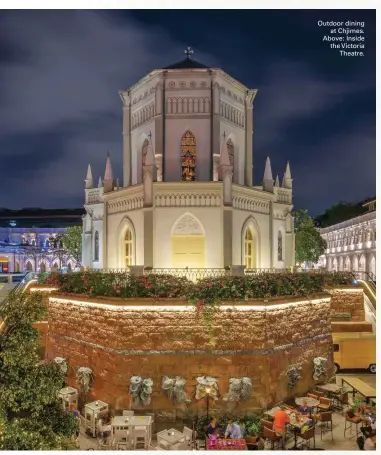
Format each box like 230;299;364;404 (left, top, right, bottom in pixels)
369;254;376;276
181;130;196;181
332;257;338;271
39;261;47;273
344;256;351;271
25;261;33;272
171;212;205;236
338;256;343;271
117;216;136;268
277;229;285;262
241;216;261;269
359;254;366;272
352;255;359;272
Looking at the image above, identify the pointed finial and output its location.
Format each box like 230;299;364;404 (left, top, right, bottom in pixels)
274;174;280;187
184;46;194;59
104;152;113;181
98;176;103;188
85;164;93;189
282;161;293;189
263;157;274;193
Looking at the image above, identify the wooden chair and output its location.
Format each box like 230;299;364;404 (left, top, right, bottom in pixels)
307;393;319;400
298;426;316;449
182;426;194;449
318;412;333;440
263;426;282;450
261;419;274;430
318;397;331;411
313;390;325;398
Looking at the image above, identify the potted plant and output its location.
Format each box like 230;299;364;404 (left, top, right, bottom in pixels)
242;415;262;444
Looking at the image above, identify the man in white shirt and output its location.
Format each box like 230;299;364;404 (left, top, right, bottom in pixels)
225;420;242;439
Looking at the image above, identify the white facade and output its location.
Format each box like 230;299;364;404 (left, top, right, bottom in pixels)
319;200;376;276
82;55;295;270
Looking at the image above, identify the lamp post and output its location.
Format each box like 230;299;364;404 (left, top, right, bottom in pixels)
205;386;211;419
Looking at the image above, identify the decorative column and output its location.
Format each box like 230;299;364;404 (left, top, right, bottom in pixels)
219;140;233;267
119;91;131;187
155;76;164;182
142;140;155;267
245;90;257;187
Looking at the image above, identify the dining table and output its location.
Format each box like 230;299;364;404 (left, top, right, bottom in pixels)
316;383;342;394
207;438;247;450
286;414;311;449
295;397;320;416
157;428;186;447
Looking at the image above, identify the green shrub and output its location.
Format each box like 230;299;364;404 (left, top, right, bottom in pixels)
43;270;353;303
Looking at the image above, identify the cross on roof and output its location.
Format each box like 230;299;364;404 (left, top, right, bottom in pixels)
184;46;194;59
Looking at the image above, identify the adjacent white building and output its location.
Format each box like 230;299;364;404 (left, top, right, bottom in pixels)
82;51;295;271
319;199;376;277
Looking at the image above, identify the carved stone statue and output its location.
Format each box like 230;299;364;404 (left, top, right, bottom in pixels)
162;376;191;404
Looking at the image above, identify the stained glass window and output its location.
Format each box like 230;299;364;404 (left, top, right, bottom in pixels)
142;138;149;181
278;231;283;261
181;130;196;181
124;229;133;267
244;229;254;268
227;138;234;182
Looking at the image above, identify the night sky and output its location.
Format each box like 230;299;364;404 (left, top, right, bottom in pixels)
0;10;375;216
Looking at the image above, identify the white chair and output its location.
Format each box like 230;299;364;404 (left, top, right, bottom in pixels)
146;412;155;433
170;441;189;450
132;425;149;449
123;410;134;416
183;426;193;448
113;428;129;450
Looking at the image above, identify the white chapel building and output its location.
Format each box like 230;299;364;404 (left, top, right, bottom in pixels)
82;50;295;270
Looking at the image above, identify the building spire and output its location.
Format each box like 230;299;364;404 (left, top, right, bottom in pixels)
274;174;280;187
262;157;274;193
104;151;113;181
85;164;93;189
282;161;293;189
98;176;103;188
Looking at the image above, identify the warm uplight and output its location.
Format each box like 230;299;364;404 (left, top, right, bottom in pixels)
49;296;331;312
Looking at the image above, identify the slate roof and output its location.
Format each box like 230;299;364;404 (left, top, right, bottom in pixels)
164;58;209;70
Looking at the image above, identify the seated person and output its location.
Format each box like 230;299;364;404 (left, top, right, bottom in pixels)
99;413;112;440
225;419;242;439
298;399;309;415
207;417;221;438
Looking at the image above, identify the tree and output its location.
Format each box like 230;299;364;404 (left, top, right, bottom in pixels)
314;200;367;228
56;226;82;266
0;290;77;449
295;209;327;264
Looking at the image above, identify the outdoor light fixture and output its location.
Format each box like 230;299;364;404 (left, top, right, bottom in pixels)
352;279;358;285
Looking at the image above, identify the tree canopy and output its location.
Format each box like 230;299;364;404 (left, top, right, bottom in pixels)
295;209;327;264
314;201;367;228
56;226;82;265
0;290;77;449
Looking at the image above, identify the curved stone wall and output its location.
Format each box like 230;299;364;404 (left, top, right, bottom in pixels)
45;293;334;418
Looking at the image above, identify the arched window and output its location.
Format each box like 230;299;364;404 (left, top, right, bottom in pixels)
15;261;20;273
52;262;59;271
26;261;33;272
94;231;99;261
227;138;234;182
141;138;149;182
40;262;46;273
181;130;196;181
277;231;283;261
244;228;255;269
67;262;72;272
124;228;133;267
31;239;36;246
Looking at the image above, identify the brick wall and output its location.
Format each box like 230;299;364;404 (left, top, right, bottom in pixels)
45;293;334;419
328;287;365;321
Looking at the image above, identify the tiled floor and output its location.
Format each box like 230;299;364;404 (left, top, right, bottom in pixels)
78;374;375;451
